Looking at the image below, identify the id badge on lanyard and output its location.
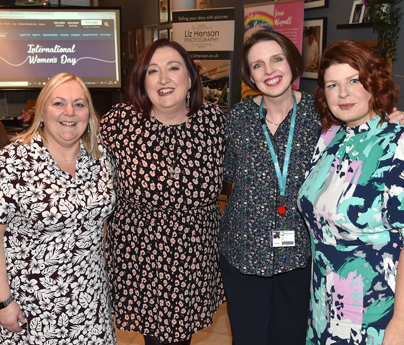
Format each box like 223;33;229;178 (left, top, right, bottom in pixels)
260;92;297;248
270;231;295;247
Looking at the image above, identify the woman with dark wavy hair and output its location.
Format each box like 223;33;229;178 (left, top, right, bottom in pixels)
100;38;225;345
298;40;404;344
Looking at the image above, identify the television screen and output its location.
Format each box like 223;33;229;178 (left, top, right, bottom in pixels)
0;7;121;90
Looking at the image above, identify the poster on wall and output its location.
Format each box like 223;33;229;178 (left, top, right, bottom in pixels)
172;8;235;114
242;0;304;101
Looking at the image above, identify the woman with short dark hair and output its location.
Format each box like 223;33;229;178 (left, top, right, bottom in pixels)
220;29;317;345
298;40;404;344
100;38;225;345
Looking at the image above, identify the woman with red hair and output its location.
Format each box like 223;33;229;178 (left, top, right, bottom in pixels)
298;40;404;344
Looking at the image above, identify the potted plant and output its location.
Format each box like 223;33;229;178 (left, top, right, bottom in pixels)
364;0;403;63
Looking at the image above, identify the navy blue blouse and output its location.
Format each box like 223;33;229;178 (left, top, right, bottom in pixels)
219;91;320;276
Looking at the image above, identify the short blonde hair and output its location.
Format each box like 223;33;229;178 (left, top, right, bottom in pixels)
16;73;102;159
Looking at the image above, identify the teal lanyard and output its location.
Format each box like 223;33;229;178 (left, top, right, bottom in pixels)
259;91;297;196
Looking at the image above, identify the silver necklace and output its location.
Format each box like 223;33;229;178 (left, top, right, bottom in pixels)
265;117;281;126
153;111;184;179
165;133;183;179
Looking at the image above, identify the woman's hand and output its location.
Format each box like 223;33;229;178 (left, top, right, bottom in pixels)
383;315;404;344
0;301;26;333
388;108;404;124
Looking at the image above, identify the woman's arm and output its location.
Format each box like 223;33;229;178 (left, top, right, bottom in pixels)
0;224;26;333
383;246;404;344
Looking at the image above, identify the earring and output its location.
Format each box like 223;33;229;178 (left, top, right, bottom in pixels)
87;124;90;133
40;121;43;127
186;91;190;109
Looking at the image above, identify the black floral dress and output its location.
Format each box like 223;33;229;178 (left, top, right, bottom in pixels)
0;135;117;345
100;102;226;343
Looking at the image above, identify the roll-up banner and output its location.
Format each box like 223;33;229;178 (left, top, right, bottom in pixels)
242;0;304;101
172;8;235;114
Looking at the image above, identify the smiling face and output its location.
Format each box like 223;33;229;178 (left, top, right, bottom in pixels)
145;46;191;116
248;40;293;98
324;63;375;127
42;80;89;151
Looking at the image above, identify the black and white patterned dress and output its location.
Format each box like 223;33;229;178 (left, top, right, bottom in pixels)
0;134;117;345
100;102;226;342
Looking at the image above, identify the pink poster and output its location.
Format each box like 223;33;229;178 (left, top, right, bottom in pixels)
242;0;304;100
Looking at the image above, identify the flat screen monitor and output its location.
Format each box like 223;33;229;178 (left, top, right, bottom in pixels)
0;7;121;90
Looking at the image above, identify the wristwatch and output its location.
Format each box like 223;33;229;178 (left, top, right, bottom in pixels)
0;296;13;309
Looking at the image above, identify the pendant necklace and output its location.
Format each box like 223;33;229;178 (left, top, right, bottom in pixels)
162;127;184;179
259;91;297;216
153;111;184;179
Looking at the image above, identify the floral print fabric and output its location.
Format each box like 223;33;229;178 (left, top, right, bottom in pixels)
0;135;117;345
100;102;226;342
298;116;404;345
220;92;320;276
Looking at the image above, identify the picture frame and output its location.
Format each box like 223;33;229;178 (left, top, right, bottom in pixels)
159;0;170;24
128;29;135;61
144;25;158;48
135;26;144;61
159;28;169;39
304;0;328;10
349;0;366;24
301;17;327;80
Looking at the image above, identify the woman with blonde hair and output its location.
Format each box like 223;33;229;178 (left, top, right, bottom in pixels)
0;72;117;344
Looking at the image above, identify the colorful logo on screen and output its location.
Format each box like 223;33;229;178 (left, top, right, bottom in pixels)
244;11;274;31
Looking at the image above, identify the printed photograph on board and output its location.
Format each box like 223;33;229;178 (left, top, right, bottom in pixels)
194;59;230;107
302;18;327;79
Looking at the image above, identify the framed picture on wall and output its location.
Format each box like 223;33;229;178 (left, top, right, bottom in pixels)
135;27;144;60
128;29;135;61
144;25;158;48
304;0;328;10
302;18;327;79
159;0;170;24
349;0;366;24
159;28;169;39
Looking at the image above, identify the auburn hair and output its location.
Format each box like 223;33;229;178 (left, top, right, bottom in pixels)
315;40;399;131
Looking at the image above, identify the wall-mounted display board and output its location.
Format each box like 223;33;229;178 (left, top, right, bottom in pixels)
172;7;235;113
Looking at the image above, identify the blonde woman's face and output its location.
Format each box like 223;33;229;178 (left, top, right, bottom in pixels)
42;80;89;151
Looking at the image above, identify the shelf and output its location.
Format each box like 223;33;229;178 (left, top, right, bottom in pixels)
337;23;374;30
